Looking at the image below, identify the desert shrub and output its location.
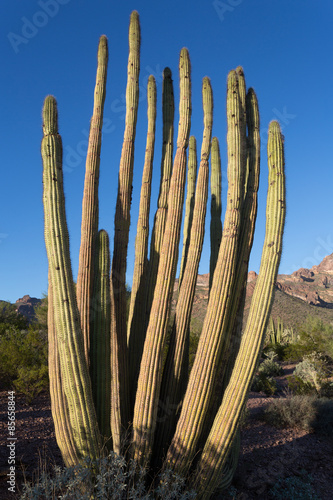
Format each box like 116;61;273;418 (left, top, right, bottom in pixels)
311;398;333;436
14;365;49;404
0;326;48;399
264;342;287;361
319;380;333;398
269;472;319;500
251;372;277;395
264;394;333;436
283;316;333;363
259;352;284;377
293;353;327;392
0;301;29;335
287;375;317;396
264;395;317;430
20;453;196;500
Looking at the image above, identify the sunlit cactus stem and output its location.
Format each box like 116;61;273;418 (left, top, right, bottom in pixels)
76;35;108;364
42;95;101;461
127;75;157;406
110;10;140;453
193;120;285;498
48;276;78;467
154;77;213;463
132;47;191;467
179;135;197;287
165;69;245;475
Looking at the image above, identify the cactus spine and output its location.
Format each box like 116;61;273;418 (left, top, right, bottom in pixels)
42;12;286;498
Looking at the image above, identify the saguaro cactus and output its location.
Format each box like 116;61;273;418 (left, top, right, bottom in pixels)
42;10;286;499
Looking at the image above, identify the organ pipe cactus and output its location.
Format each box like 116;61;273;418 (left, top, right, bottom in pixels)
76;35;108;363
179;135;198;287
42;10;286;498
209;136;222;291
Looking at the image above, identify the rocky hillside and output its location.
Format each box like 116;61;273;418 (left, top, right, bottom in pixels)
173;253;333;334
15;295;41;323
10;253;333;332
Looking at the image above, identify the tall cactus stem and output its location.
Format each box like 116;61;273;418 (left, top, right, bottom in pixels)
42;95;102;460
209;137;222;291
146;67;175;321
132;48;191;467
110;10;140;453
154;77;212;462
199;86;260;453
90;229;112;447
76;35;108;364
178;135;197;287
165;70;244;474
193;120;285;499
127;75;157;405
48;276;79;466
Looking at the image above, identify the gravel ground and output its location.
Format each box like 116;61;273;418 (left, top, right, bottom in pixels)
1;371;332;499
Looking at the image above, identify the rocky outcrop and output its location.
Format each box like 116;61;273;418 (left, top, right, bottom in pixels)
275;282;331;308
247;271;258;283
15;295;41;323
312;253;333;274
291;268;314;282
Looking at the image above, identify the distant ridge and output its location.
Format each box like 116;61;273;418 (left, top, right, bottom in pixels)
11;253;333;330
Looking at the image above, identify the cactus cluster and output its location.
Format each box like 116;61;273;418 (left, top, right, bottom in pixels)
42;11;285;499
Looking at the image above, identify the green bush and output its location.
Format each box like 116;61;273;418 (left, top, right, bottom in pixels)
0;326;48;400
283;316;333;363
259;352;284;377
251;372;277;395
293;353;326;392
0;301;29;335
14;365;49;404
287;375;317;396
264;342;287;361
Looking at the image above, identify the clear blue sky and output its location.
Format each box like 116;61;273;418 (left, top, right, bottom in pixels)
1;0;332;303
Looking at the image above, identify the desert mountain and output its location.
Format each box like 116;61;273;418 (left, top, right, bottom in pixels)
15;295;41;322
173;253;333;333
10;254;333;332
